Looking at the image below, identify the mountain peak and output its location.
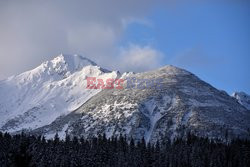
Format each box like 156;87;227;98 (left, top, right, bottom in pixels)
154;65;192;76
49;54;97;73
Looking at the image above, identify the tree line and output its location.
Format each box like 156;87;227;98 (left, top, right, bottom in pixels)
0;131;249;167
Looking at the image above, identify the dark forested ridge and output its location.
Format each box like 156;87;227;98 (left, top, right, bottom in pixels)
0;132;249;167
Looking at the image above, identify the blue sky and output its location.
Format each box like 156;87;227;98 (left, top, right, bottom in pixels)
120;2;250;94
0;1;249;94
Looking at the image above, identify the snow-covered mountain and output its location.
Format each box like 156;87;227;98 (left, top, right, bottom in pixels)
30;65;250;142
232;92;250;110
0;55;250;142
0;54;119;132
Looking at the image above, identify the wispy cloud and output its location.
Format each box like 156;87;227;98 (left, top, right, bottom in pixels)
0;0;168;79
118;44;163;72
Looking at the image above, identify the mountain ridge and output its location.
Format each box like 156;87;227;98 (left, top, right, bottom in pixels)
0;54;249;143
0;54;119;132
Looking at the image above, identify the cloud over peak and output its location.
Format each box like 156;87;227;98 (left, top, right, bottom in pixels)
119;44;163;72
0;0;168;79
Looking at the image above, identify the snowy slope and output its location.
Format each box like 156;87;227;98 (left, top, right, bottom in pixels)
1;55;249;142
232;92;250;110
31;66;250;142
0;54;119;132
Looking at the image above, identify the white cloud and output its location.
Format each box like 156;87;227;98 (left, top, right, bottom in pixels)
0;0;168;79
67;23;118;59
118;44;163;72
